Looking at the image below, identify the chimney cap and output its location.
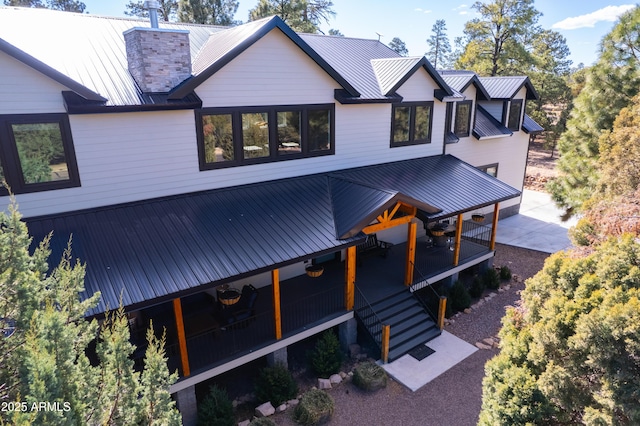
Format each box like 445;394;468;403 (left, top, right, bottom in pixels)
143;0;160;10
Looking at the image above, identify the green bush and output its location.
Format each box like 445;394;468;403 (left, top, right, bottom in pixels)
352;361;387;391
197;385;235;426
293;389;334;425
249;418;277;426
254;363;298;406
499;265;512;281
308;331;343;378
483;268;501;290
469;275;485;298
448;280;471;312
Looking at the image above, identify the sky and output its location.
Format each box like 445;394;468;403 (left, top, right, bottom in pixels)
79;1;637;67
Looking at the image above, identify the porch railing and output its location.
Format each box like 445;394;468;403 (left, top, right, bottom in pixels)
354;286;385;345
460;219;492;247
280;285;345;335
409;260;442;321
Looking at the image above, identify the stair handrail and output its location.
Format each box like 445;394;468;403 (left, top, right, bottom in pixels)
354;285;386;344
408;260;442;321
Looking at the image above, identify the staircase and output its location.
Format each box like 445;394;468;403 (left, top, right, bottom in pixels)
355;288;441;362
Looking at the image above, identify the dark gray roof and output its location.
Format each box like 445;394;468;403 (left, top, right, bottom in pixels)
478;76;539;100
445;132;460;144
440;71;490;100
522;114;544;134
26;155;519;316
473;105;513;140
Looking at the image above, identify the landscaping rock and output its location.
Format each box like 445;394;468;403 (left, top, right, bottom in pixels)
255;402;275;418
238;420;250;426
475;342;492;350
482;337;495;347
349;343;361;359
287;398;299;407
339;371;347;379
464;308;472;314
318;378;332;389
276;403;287;413
329;374;342;385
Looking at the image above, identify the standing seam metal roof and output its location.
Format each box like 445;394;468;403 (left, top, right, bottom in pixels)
473;105;513;140
26;155;519;316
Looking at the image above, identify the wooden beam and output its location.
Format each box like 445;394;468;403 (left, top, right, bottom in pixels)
381;324;390;363
272;269;282;340
490;203;500;250
345;246;356;310
404;219;418;286
438;296;447;330
388;202;402;220
363;214;414;234
452;213;463;266
172;298;190;377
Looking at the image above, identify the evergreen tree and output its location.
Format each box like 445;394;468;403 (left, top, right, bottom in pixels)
479;236;640;424
178;0;239;25
388;37;408;56
125;0;179;22
249;0;335;33
548;6;640;215
3;0;86;12
425;19;452;69
456;0;541;76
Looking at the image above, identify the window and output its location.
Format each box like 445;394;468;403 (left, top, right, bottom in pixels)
454;101;472;137
197;104;334;170
0;114;80;195
507;100;523;131
478;163;498;177
390;102;433;147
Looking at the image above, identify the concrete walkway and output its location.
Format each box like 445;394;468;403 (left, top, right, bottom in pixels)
495;189;577;253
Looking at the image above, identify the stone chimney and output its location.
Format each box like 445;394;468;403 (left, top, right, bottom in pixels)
123;27;191;93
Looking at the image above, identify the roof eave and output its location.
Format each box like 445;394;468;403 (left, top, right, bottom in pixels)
0;37;107;103
63;91;203;114
334;89;402;104
169;16;360;100
385;57;453;98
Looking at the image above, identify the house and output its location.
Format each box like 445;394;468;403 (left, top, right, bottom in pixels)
0;5;542;423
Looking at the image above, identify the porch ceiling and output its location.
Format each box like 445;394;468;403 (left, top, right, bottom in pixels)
25;155;519;316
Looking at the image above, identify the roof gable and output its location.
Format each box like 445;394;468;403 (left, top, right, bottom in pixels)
170;16;360;99
371;56;453;98
478;76;539;100
439;71;490;100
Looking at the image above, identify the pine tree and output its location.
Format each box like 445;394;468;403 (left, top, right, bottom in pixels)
178;0;239;25
388;37;408;56
249;0;335;34
425;20;452;69
125;0;178;22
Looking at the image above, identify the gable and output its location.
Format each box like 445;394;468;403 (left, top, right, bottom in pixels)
395;67;438;102
0;51;68;114
196;28;341;107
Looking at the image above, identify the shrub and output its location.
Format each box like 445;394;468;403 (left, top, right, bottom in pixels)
352;361;387;391
308;330;343;378
293;389;334;425
254;363;298;406
499;265;512;281
469;275;485;298
249;418;277;426
448;280;471;312
483;268;501;290
197;385;235;426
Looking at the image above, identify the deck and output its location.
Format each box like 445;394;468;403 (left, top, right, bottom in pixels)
135;221;493;377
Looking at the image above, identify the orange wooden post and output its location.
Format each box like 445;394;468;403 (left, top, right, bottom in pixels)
172;298;190;377
453;213;463;266
490;203;500;250
404;219;418;285
438;296;447;330
272;269;282;340
345;246;356;310
381;324;391;363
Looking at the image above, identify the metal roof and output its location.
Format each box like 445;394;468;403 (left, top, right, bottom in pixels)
473;105;513;140
25;155;519;316
439;71;490;100
478;76;539;100
0;6;223;107
371;57;424;96
522;114;544;134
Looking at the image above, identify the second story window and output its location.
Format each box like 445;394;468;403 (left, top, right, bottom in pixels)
454;100;472;137
0;114;80;195
391;102;433;147
507;100;523;131
197;104;334;170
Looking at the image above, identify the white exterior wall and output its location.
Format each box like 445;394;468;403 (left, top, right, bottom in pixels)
446;87;529;214
1;30;449;217
0;53;68;114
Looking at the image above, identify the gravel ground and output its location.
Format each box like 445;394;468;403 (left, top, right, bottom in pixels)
261;244;550;426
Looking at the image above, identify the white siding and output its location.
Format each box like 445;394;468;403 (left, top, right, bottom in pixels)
196;29;339;107
0;52;67;114
446;87;529;212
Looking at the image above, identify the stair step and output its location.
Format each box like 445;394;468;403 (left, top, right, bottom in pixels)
372;310;430;339
358;297;416;322
388;327;442;362
390;319;438;347
367;291;413;311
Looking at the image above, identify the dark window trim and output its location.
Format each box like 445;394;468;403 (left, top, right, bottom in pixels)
0;113;80;196
390;101;434;148
196;104;335;171
478;163;499;177
454;100;473;137
501;101;508;125
507;99;523;131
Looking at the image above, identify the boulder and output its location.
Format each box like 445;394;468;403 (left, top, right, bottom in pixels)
276;403;287;413
329;374;342;385
238;420;250;426
254;401;275;418
318;378;332;389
